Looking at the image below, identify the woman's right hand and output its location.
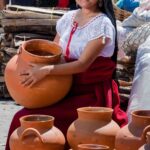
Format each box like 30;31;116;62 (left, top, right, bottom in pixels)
20;63;52;88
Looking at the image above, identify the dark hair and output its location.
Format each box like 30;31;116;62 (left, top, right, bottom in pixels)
99;0;118;79
99;0;118;63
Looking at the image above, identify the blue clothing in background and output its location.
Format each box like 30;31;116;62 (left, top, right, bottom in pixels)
116;0;140;12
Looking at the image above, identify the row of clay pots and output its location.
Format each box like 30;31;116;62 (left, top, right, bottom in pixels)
9;107;116;150
9;107;150;150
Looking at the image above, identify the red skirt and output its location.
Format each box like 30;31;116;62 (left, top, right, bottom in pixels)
5;57;127;150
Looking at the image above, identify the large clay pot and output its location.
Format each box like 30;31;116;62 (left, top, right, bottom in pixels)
139;132;150;150
9;115;65;150
67;107;120;150
4;39;72;108
115;110;150;150
77;144;110;150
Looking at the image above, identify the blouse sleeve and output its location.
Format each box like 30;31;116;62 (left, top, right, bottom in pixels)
88;16;115;44
56;12;70;36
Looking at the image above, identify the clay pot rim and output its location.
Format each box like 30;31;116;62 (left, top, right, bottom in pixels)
131;110;150;118
20;114;55;123
77;107;113;113
78;143;110;149
21;39;62;58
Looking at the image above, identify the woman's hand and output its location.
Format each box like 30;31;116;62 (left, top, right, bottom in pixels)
20;63;51;87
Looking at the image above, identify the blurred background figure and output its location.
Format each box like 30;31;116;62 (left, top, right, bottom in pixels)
5;0;77;9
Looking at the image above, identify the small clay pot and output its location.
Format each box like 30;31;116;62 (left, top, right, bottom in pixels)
9;114;65;150
115;110;150;150
67;107;120;150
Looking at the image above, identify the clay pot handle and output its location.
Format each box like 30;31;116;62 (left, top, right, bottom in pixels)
141;125;150;142
20;128;44;143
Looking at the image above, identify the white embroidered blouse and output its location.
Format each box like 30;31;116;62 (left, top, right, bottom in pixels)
56;9;115;59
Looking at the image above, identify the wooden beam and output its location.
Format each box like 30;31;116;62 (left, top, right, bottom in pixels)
6;5;68;15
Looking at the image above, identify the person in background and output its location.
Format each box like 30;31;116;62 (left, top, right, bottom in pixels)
5;0;127;150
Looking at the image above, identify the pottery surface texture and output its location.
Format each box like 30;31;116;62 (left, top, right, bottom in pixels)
139;132;150;150
5;39;72;108
77;144;110;150
9;115;65;150
67;107;120;150
115;110;150;150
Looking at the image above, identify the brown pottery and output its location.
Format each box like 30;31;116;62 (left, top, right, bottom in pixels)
139;132;150;150
67;107;120;150
9;115;65;150
115;110;150;150
4;39;72;108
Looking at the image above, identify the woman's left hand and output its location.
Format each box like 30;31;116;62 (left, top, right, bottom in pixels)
20;63;50;87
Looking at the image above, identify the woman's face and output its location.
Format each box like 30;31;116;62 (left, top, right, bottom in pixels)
76;0;99;9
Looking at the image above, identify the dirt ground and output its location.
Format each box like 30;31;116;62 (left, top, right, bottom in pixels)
0;100;22;150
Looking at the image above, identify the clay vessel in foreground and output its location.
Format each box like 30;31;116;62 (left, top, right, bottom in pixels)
115;110;150;150
67;107;120;150
9;115;65;150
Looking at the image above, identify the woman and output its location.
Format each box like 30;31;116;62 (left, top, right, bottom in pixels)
5;0;127;149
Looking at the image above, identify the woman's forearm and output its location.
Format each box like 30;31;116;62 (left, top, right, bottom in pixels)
47;60;88;75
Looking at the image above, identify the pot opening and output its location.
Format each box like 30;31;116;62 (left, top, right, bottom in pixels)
22;115;54;122
22;39;62;57
133;110;150;117
78;107;113;113
78;144;109;149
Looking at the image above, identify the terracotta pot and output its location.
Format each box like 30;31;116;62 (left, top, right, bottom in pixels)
139;132;150;150
9;115;65;150
115;110;150;150
4;39;72;108
67;107;120;150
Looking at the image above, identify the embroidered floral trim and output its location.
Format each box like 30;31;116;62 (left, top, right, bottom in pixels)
71;9;105;30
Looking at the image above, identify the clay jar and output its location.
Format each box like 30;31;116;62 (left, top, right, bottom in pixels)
9;115;65;150
139;132;150;150
115;110;150;150
67;107;120;150
4;39;72;108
